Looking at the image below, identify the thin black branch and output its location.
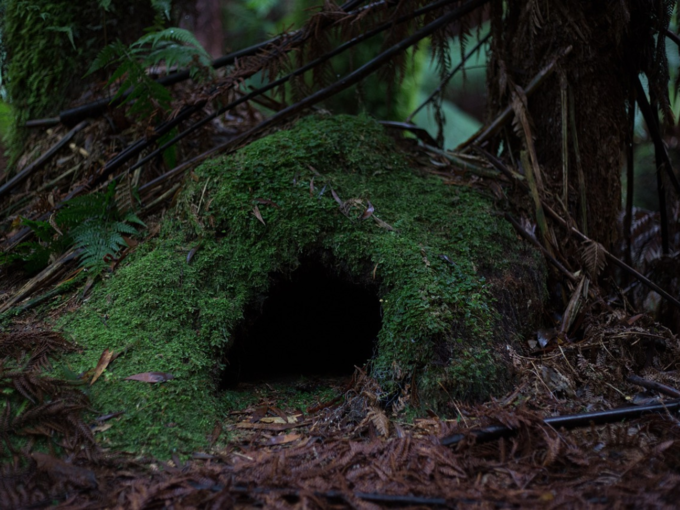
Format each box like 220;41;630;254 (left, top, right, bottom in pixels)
473;150;680;311
627;375;680;399
406;32;490;122
505;212;577;282
137;0;495;195
634;76;680;198
441;399;680;446
119;0;469;181
0;121;89;200
28;0;371;128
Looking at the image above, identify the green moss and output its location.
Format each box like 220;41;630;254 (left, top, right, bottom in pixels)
2;1;156;162
59;114;542;457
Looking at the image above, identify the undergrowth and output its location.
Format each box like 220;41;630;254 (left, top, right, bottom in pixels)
58;114;541;457
1;0;158;163
2;181;144;275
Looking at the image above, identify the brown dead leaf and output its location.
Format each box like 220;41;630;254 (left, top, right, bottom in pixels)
627;314;644;325
252;205;266;225
368;408;390;436
210;420;222;445
360;201;375;220
331;188;343;206
265;433;301;446
124;372;175;383
90;349;114;385
372;216;396;231
92;423;113;433
255;198;280;208
235;420;311;431
259;417;287;424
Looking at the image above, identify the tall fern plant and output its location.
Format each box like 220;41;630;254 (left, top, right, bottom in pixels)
58;181;145;271
2;182;144;275
86;25;214;118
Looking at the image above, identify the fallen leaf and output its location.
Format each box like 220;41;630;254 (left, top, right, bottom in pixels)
249;406;269;423
368;408;390;436
210;420;222;445
90;349;114;385
235;420;311;431
372;216;396;231
266;433;301;446
268;406;288;421
252;205;266;225
259;417;287;424
331;188;344;206
124;372;174;383
95;411;125;421
48;213;64;236
627;314;644;325
255;198;280;208
360;201;375;220
186;245;200;264
92;423;113;433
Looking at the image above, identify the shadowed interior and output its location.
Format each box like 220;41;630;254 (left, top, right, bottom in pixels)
221;258;382;387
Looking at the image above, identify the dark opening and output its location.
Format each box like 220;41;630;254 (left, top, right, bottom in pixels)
221;257;381;387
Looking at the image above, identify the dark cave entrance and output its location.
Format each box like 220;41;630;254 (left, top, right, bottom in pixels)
220;257;382;387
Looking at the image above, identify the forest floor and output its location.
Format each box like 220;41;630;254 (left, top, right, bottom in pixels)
1;298;680;508
1;92;679;508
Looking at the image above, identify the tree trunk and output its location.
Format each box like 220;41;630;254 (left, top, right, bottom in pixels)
487;1;642;249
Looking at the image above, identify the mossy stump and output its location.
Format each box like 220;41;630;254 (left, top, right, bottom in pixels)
61;115;545;456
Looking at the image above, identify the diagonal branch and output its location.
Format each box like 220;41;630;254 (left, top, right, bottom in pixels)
138;0;495;194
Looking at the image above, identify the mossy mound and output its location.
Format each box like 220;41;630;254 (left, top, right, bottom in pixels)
60;114;545;457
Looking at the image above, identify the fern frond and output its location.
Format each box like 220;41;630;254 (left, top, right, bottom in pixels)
86;40;128;76
581;240;607;278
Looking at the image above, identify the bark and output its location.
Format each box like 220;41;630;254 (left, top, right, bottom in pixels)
488;1;643;249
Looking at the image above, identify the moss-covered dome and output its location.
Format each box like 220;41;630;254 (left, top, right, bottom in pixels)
61;114;545;456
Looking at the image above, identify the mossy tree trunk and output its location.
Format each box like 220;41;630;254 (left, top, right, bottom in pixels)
2;0;157;158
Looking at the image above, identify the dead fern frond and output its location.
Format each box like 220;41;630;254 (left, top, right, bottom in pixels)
581;239;607;278
0;331;76;371
367;408;390;436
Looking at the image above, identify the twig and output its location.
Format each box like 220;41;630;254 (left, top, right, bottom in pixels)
440;399;680;446
137;0;494;196
406;32;490;122
560;74;569;208
0;121;89;200
230;485;452;506
569;87;587;235
474;151;680;311
456;45;573;152
0;250;80;315
27;0;369;128
627;375;680;399
624;80;635;268
504;213;576;282
119;0;469;180
422;144;501;178
544;202;680;311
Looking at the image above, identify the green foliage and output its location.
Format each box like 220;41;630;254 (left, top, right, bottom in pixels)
2;182;144;274
59;115;543;457
59;182;145;271
1;218;65;274
87;26;213;117
1;0;157;162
